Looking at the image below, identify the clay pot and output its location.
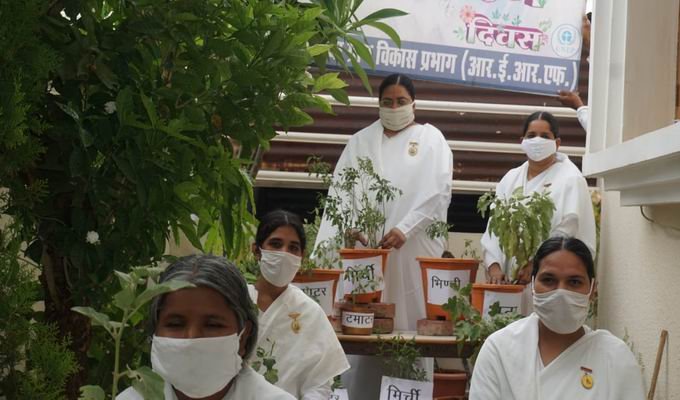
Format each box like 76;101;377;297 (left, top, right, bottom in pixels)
339;248;390;303
471;283;524;316
433;369;468;398
292;268;343;316
418;257;479;320
340;304;375;335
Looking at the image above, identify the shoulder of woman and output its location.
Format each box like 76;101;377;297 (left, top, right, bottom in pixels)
588;329;638;359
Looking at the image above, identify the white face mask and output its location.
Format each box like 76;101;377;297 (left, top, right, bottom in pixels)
379;103;415;131
259;249;301;287
151;332;243;398
532;279;593;334
521;137;557;161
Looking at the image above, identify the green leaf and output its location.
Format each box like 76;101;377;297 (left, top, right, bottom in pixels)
362;8;408;21
128;366;165;399
133;280;194;309
72;307;113;334
307;44;333;57
78;385;106;400
365;21;402;47
113;287;136;310
345;36;375;69
313;72;348;93
140;92;158;128
326;88;350;105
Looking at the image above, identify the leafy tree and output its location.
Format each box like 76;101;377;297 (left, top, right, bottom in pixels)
0;0;405;396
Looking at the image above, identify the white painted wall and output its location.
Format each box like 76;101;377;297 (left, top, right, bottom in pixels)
589;0;680;398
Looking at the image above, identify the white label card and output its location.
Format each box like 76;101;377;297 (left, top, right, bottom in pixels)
341;256;384;296
426;269;472;305
329;388;349;400
482;290;523;318
379;376;433;400
292;280;334;316
341;311;374;328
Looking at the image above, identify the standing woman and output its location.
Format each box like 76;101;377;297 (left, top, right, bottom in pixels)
470;237;645;400
248;210;349;399
117;255;294;400
481;111;596;284
314;74;453;399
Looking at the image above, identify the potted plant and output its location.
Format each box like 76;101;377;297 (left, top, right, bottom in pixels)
418;221;479;321
289;209;344;318
311;156;401;303
377;335;433;399
339;267;382;335
473;188;555;314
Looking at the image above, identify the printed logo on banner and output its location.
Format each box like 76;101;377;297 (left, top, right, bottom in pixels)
482;290;523;318
291;280;334;316
379;376;433;400
551;24;581;58
426;269;471;305
341;256;384;296
330;388;349;400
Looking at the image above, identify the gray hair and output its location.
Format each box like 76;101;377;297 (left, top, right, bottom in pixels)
149;254;258;359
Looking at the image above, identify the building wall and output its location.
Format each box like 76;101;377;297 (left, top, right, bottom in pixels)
598;194;680;399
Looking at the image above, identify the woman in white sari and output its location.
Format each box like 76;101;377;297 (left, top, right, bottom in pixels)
481;111;596;284
470;237;645;400
248;210;349;399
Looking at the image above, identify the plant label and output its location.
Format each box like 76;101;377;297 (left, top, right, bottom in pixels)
379;376;433;400
426;269;471;305
292;280;334;316
341;255;384;296
329;388;349;400
482;290;523;318
341;311;374;329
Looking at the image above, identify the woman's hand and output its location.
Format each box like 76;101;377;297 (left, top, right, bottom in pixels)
487;263;506;284
515;262;533;285
379;228;406;249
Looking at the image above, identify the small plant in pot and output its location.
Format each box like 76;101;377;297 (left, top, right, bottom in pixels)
339;267;382;335
377;335;433;398
418;220;479;321
310;156;400;303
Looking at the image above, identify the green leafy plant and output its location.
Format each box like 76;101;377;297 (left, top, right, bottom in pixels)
317;157;402;248
251;338;279;385
301;207;342;271
72;267;194;399
443;284;522;361
477;187;555;280
426;220;454;258
344;264;382;304
1;1;405;394
377;335;427;382
460;239;481;261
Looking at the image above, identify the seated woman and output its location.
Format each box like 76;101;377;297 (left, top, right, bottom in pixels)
248;210;349;399
470;237;645;400
117;255;294;400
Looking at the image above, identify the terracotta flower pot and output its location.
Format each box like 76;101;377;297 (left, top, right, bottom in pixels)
418;257;478;320
433;369;468;398
339;248;390;303
471;283;524;316
340;304;375;335
292;268;343;317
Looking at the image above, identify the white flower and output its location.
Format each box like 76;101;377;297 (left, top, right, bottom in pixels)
190;214;199;224
86;231;100;245
104;101;117;114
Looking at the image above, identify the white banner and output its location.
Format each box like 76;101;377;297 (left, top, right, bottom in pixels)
426;268;472;305
341;0;588;95
379;376;433;400
330;388;350;400
482;290;523;318
341;256;384;296
292;280;334;316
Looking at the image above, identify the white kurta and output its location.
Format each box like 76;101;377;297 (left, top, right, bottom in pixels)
469;313;645;400
248;284;350;399
116;366;294;400
314;120;453;331
480;152;596;277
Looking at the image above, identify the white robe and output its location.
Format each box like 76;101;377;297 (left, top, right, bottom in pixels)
116;366;294;400
469;313;645;400
314;121;452;400
248;284;350;399
314;121;453;331
480;152;596;277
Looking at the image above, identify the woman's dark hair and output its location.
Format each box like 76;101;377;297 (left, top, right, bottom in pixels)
378;73;416;101
150;255;259;359
531;237;595;280
522;111;560;138
255;209;306;252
